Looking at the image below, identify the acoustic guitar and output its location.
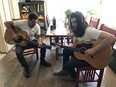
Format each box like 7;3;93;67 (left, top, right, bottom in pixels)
4;28;29;46
4;28;51;49
51;40;112;69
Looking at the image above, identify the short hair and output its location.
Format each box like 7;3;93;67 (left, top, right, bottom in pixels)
28;12;38;21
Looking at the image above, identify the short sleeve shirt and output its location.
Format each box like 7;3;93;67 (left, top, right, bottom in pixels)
74;27;102;42
13;20;40;40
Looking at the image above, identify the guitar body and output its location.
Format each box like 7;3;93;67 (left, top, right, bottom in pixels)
73;40;112;69
4;29;29;46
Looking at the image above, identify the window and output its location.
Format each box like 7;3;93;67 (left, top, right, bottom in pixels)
47;0;101;20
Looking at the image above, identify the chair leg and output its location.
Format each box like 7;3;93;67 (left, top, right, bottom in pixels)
35;48;39;61
97;69;104;87
75;69;79;87
50;37;52;45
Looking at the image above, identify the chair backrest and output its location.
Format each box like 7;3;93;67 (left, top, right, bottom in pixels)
100;24;116;36
89;17;100;29
100;24;116;47
76;66;104;87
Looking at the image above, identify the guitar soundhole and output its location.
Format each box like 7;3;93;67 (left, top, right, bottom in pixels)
91;56;94;58
80;47;86;54
76;43;93;54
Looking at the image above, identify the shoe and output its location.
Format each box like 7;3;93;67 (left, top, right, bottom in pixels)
23;67;31;78
54;70;69;76
40;61;51;67
62;75;76;82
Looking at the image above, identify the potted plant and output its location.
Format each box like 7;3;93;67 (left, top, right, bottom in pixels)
64;9;72;28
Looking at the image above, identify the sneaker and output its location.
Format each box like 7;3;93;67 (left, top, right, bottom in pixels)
62;75;76;82
23;67;31;78
40;61;52;67
54;70;69;76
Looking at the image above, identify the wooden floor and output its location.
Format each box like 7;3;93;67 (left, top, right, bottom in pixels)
0;38;116;87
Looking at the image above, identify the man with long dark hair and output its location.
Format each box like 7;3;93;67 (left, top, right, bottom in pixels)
4;12;51;78
54;11;116;81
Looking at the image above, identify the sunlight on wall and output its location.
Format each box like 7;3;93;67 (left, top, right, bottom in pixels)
101;0;116;29
0;0;8;52
47;0;62;20
3;0;12;21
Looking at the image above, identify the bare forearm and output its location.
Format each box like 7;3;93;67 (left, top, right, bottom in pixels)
4;21;15;34
84;32;116;56
93;36;116;52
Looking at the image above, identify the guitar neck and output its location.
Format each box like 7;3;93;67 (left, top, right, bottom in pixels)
20;37;51;49
51;42;79;51
22;37;38;46
60;45;79;51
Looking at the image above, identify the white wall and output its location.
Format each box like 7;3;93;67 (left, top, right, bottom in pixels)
100;0;116;29
0;0;9;52
47;0;101;20
10;0;20;19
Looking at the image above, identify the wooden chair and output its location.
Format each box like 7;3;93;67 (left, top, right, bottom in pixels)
100;24;116;36
75;24;116;87
12;18;39;61
100;24;116;47
89;17;100;29
75;66;104;87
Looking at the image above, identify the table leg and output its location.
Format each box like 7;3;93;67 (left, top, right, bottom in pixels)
55;36;59;60
56;48;59;60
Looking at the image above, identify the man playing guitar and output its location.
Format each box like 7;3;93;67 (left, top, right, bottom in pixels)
4;12;51;78
54;11;116;82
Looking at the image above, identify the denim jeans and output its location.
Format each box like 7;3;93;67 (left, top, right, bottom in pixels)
63;49;91;77
15;40;46;68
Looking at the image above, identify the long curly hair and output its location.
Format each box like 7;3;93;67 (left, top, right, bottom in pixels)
69;11;88;37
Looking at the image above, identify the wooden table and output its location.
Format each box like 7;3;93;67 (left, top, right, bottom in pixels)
46;20;69;35
46;20;71;59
